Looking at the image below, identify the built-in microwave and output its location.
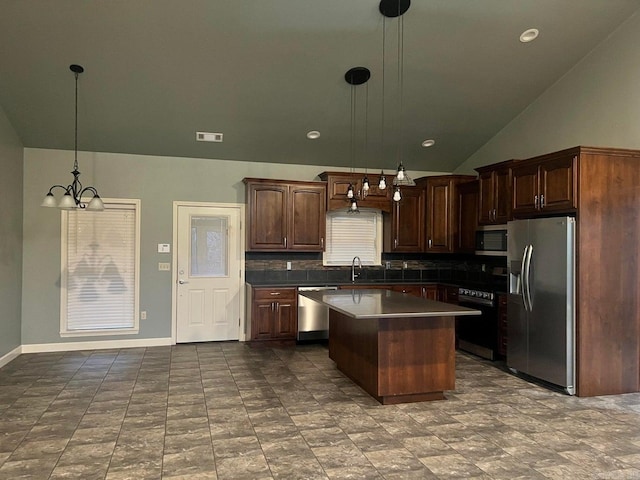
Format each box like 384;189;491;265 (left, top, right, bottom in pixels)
475;224;508;256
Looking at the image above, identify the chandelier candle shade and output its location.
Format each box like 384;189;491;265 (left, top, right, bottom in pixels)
41;64;104;211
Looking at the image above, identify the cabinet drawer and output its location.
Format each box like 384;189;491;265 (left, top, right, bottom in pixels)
253;288;297;301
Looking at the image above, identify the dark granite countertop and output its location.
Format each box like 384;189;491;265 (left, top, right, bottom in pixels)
299;289;481;319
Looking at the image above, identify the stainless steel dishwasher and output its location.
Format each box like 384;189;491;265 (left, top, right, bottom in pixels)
297;286;338;341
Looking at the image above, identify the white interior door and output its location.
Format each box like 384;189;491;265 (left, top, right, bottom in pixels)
176;205;242;342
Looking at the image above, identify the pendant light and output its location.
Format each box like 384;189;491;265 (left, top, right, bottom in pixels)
42;64;104;211
344;66;371;214
378;171;387;190
380;0;414;202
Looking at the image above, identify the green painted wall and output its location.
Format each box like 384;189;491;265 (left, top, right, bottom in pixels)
455;11;640;173
22;148;442;345
0;105;23;359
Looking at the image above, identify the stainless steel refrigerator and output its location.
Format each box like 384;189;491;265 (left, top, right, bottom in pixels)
507;216;576;395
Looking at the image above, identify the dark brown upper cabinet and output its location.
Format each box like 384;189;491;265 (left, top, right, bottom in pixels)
419;175;476;253
243;178;326;251
475;160;518;225
383;185;425;252
318;171;392;213
456;180;479;253
511;153;577;217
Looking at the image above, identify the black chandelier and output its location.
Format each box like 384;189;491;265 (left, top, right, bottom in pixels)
41;64;104;211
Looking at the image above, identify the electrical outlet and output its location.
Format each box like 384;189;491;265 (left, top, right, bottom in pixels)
158;262;170;271
385;261;392;270
140;311;147;320
403;261;408;269
286;261;292;270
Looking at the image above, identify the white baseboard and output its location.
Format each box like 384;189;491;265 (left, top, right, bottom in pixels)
21;337;174;354
0;345;23;368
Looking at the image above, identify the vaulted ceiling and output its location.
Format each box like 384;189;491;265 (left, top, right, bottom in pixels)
1;0;639;172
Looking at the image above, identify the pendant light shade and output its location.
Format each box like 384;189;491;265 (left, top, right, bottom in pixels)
378;171;387;189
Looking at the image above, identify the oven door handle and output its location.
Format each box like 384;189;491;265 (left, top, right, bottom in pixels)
523;244;533;312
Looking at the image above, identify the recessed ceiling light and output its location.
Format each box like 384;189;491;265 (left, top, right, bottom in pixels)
421;139;435;148
306;130;321;139
520;28;539;43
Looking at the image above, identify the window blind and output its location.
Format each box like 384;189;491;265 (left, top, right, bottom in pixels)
62;201;139;334
323;209;382;266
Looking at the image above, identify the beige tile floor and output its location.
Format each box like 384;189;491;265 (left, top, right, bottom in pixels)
1;342;640;479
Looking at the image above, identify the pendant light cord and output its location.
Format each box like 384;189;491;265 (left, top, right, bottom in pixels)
397;3;404;165
74;69;79;172
350;82;355;178
381;16;386;163
364;82;369;174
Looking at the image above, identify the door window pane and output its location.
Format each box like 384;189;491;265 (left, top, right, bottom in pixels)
191;216;228;277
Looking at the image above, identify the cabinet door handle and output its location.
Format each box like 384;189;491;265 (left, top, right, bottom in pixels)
493;209;497;221
540;194;545;208
534;195;538;209
321;237;324;249
394;238;398;248
284;237;287;248
270;292;281;296
428;238;432;248
271;302;275;311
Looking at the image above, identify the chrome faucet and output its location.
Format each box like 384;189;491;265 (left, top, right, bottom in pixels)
351;256;362;283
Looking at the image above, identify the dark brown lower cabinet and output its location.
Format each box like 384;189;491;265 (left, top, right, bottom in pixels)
248;287;297;341
438;285;459;304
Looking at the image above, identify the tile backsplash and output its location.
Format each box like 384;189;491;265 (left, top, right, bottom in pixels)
245;252;507;289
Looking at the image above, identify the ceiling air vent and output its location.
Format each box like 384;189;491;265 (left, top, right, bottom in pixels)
196;131;223;142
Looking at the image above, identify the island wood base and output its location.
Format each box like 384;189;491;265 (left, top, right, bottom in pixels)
329;310;456;404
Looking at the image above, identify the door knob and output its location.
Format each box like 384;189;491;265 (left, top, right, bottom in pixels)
178;279;189;284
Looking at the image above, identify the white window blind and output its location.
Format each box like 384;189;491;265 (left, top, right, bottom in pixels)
323;209;382;266
61;200;140;336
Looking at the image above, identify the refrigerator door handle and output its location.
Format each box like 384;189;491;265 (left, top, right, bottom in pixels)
519;246;530;311
524;244;533;311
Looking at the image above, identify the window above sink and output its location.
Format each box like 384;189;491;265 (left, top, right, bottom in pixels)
323;209;382;266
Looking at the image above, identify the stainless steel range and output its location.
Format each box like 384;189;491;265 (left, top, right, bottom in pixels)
456;287;499;360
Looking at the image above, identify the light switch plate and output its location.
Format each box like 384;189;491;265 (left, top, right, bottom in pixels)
158;262;171;271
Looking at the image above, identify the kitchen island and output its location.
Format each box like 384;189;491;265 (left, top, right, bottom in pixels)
300;289;481;404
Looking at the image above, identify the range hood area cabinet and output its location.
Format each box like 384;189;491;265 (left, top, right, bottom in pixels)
456;180;479;253
243;178;326;251
319;171;392;213
381;176;477;254
476;159;517;225
421;175;477;253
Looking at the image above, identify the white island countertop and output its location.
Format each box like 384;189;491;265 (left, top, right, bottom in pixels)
300;288;481;319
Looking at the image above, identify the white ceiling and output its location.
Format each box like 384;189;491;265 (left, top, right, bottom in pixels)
1;0;639;172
